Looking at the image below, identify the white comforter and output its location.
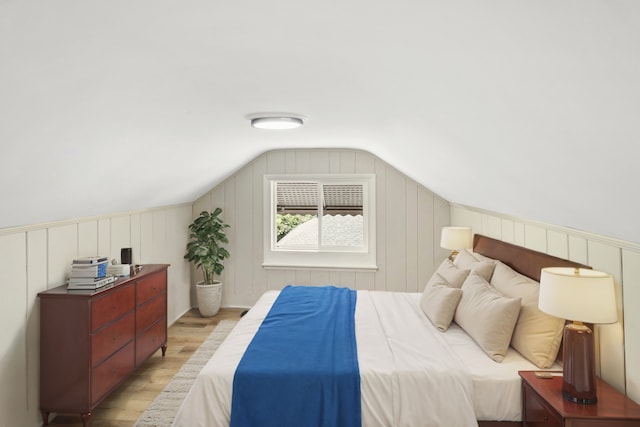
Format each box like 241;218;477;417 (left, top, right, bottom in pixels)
173;290;546;427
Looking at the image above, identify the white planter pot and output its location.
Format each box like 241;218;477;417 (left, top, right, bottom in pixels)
196;281;222;317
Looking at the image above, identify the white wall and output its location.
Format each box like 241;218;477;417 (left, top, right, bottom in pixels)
0;204;191;427
451;204;640;404
192;148;451;307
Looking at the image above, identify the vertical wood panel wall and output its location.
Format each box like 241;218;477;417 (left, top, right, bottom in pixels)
0;205;191;427
451;204;640;404
192;149;450;308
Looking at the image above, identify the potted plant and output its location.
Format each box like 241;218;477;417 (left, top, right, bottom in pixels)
184;208;230;317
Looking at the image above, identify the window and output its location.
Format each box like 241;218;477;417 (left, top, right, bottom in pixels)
263;174;377;270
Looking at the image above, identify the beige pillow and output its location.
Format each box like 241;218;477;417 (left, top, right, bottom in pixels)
453;249;496;282
490;261;565;368
453;249;480;269
420;275;463;331
471;261;497;282
466;249;495;264
429;258;470;289
454;273;521;362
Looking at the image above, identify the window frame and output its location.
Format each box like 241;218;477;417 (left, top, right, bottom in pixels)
263;174;377;271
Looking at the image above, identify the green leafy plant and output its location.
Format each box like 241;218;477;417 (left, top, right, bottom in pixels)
184;208;230;284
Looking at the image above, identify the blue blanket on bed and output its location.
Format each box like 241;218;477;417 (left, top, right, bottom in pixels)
230;285;361;427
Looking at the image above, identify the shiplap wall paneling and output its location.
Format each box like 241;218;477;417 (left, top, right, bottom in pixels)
622;249;640;403
338;150;355;173
0;233;28;427
48;224;78;285
433;197;451;272
295;269;312;286
328;271;340;287
235;166;255;306
78;220;99;256
166;206;192;323
98;218;110;258
267;150;286;174
111;215;131;261
405;180;419;292
266;269;285;291
130;213;141;264
450;206;470;229
26;229;48;426
417;188;435;288
373;156;387;292
284;270;297;289
486;215;502;239
524;224;547;252
309;151;330;173
500;219;515;243
385;167;407;292
308;270;330;286
336;271;355;289
356;151;375;173
587;240;625;392
223;177;238;306
252;156;268;300
151;210;167;263
547;230;569;259
140;212;154;264
568;235;589;265
355;271;376;291
514;222;526;246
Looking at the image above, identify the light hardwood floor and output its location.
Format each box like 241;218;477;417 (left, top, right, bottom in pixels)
47;308;245;427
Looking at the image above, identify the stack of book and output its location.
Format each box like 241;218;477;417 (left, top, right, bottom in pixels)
67;256;116;290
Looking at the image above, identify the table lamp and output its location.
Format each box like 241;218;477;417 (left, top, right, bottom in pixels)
538;267;617;404
440;226;473;260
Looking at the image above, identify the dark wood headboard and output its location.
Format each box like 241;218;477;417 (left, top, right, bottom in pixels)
473;234;590;281
471;234;591;427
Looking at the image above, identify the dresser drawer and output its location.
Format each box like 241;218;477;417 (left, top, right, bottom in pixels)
91;312;135;367
136;270;167;306
135;318;166;366
525;388;562;427
136;292;167;334
91;284;135;331
91;341;134;405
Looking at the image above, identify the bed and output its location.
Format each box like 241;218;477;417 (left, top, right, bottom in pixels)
173;234;589;427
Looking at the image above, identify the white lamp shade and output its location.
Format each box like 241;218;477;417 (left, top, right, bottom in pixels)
440;227;473;250
538;267;617;324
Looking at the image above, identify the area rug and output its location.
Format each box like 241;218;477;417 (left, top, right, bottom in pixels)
134;320;238;427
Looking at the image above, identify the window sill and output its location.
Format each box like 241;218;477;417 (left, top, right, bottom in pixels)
262;263;378;272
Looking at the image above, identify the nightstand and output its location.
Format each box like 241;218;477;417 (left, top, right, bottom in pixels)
519;371;640;427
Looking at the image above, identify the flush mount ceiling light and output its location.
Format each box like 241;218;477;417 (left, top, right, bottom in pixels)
247;113;306;130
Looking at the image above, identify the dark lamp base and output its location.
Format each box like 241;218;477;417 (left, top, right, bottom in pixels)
562;322;598;405
563;390;598;404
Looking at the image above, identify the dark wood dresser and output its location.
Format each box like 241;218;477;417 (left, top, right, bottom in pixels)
520;370;640;427
39;264;170;426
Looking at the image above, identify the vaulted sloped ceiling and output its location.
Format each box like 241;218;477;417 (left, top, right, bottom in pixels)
1;1;639;243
